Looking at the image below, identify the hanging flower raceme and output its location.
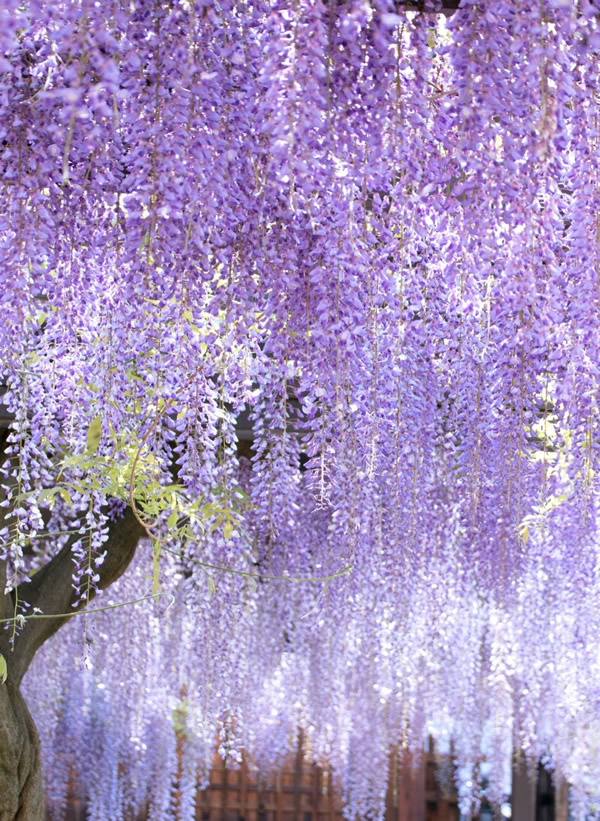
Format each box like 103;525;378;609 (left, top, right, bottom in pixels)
1;1;600;818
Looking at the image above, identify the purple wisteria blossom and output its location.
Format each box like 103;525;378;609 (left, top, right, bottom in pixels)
0;1;600;819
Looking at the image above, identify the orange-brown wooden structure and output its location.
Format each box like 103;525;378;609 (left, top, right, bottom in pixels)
62;741;464;821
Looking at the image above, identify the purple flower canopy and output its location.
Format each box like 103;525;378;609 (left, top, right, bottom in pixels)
2;0;600;817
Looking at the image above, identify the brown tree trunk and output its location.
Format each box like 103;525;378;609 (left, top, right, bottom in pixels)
0;681;43;820
0;506;143;818
0;429;145;818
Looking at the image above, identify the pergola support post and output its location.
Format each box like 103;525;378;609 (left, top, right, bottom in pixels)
511;756;536;821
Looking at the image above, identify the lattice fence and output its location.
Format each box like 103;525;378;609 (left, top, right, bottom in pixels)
61;741;463;821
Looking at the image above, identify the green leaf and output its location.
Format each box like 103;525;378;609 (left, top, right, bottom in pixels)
208;517;224;534
207;575;216;599
37;487;59;507
86;415;102;455
0;653;7;684
58;487;73;508
168;510;178;529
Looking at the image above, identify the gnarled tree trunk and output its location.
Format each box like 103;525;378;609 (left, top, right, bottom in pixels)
0;429;144;819
0;681;42;820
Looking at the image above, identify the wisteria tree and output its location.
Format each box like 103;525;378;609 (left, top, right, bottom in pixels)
2;0;600;819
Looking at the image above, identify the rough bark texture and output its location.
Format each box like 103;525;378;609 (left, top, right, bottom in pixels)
1;506;145;686
0;681;43;821
0;428;145;819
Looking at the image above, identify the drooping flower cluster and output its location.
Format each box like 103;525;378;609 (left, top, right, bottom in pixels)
2;0;600;818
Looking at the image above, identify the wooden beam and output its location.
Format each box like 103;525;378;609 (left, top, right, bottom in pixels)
555;777;569;821
511;756;536;821
397;749;425;821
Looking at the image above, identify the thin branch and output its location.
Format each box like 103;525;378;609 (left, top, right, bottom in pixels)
160;543;353;584
0;591;174;624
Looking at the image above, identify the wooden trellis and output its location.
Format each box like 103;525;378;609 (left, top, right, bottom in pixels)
194;748;343;821
62;740;464;821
